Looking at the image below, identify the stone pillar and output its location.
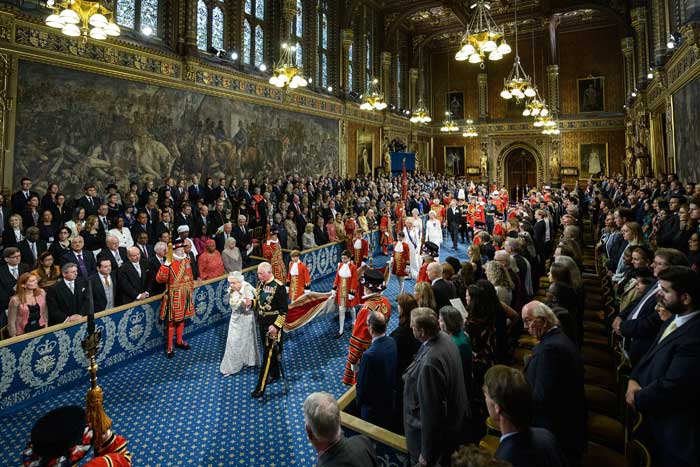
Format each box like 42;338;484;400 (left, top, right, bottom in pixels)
631;7;650;87
340;29;353;93
303;0;318;79
621;37;636;99
650;0;668;66
184;0;198;54
282;0;296;42
478;73;488;119
381;51;392;103
546;65;560;114
408;68;419;110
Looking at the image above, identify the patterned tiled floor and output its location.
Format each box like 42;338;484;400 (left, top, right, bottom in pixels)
0;241;470;467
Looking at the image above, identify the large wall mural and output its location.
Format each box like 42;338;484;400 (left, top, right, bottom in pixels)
14;61;339;197
673;75;700;183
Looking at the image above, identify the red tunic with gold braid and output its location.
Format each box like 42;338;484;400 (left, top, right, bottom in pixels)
156;258;195;322
395;205;405;232
379;215;394;247
84;433;133;467
287;260;310;302
342;294;392;385
344;219;357;251
351;238;369;266
262;239;287;283
391;242;410;277
417;262;430;283
333;262;358;307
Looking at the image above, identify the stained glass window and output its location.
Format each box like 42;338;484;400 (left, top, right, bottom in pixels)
397;57;401;108
212;6;224;50
245;0;252;15
296;0;303;34
255;25;264;66
243;20;252;64
292;0;302;65
321;13;327;49
348;44;353;90
139;0;158;32
196;0;208;50
116;0;135;29
365;37;371;88
255;0;265;20
320;54;328;87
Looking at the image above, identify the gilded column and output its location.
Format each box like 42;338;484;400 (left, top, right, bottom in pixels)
478;73;488;119
303;0;318;81
381;51;392;104
184;0;198;54
546;65;559;114
621;37;636;99
340;29;353;92
282;0;296;41
631;7;650;87
409;67;419;111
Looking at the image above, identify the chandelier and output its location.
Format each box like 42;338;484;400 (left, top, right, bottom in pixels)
455;1;511;66
499;0;535;101
462;119;478;137
541;123;560;135
534;114;558;133
522;90;550;117
410;98;432;123
360;78;388;111
440;112;459;132
45;0;120;40
269;42;308;89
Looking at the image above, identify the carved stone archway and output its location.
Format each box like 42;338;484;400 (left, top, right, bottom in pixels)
494;141;546;190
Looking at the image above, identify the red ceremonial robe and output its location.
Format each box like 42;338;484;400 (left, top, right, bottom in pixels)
262;239;287;282
333;262;358;307
391;242;410;277
156;258;195;322
287;260;311;302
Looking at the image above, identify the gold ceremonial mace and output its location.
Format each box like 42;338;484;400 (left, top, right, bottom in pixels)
81;282;112;447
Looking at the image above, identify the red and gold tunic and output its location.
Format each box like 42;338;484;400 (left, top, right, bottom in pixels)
417;262;430;283
351;238;369;266
475;204;486;224
342;294;392;385
156;258;195;322
287;260;310;302
391;242;410;277
344;218;357;251
333;262;358;307
379;215;394;246
394;204;405;232
84;433;132;467
262;239;287;282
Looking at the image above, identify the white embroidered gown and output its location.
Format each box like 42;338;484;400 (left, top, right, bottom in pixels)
220;281;260;375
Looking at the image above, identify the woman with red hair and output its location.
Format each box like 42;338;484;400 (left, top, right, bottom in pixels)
8;272;47;337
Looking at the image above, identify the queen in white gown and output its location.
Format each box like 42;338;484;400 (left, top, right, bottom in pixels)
220;272;260;376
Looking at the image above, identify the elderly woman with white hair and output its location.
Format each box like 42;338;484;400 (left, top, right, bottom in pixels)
220;271;259;376
425;210;443;252
221;237;242;273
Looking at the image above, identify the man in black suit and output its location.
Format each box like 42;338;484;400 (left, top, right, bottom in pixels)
97;235;127;271
187;174;203;204
46;263;90;325
134;232;154;260
533;209;550;261
75;184;101;217
18;227;47;268
96;203;111;242
522;301;586;466
626;266;700;467
403;307;470;466
11;177;39;214
131;211;153;245
155;210;173;241
303;392;378;467
193;204;211;237
117;247;150;305
232;214;253;265
446;199;461;250
0;247;30;327
0;193;10;246
90;257;119;312
237;179;252;207
62;236;97;279
613;247;688;366
175;202;194;233
146;241;167;296
355;311;397;430
322;200;343;223
215;222;234;252
208;200;228;234
484;365;568;467
427;261;457;311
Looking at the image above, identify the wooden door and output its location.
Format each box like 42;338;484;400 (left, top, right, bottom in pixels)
506;150;537;200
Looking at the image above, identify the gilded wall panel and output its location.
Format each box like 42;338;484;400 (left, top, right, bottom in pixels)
13;61;339;197
673;75;700;183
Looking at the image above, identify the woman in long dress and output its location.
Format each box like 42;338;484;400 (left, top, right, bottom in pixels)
404;218;421;279
220;272;260;376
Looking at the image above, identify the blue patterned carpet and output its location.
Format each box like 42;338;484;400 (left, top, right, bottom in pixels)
0;242;470;467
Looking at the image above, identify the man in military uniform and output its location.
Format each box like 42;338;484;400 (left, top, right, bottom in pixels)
252;261;288;398
485;196;498;234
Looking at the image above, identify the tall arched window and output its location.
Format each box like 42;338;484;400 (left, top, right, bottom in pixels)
116;0;159;35
396;56;402;108
244;0;266;66
292;0;303;65
196;0;225;51
365;36;371;88
318;0;328;87
348;43;353;91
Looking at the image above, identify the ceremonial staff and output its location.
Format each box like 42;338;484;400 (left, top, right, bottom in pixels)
81;280;112;448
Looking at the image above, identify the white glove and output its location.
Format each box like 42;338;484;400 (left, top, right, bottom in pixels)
330;290;337;298
348;294;355;301
286;286;290;294
304;289;311;294
360;261;367;268
164;261;171;267
405;266;410;275
384;232;389;237
351;363;358;373
246;245;254;255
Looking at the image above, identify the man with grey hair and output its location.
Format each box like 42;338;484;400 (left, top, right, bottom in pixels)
505;237;533;298
303;392;377;466
427;261;456;311
404;307;470;466
522;301;586;466
233;214;253;265
97;234;127;270
146;241;168;295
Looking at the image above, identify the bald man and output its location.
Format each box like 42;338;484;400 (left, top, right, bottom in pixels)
117;246;150;305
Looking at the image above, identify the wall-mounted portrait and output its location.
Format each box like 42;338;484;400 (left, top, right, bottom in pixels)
466;167;480;175
357;130;374;176
578;76;605;113
579;143;608;179
673;75;700;183
446;91;465;120
561;167;579;176
444;146;466;177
